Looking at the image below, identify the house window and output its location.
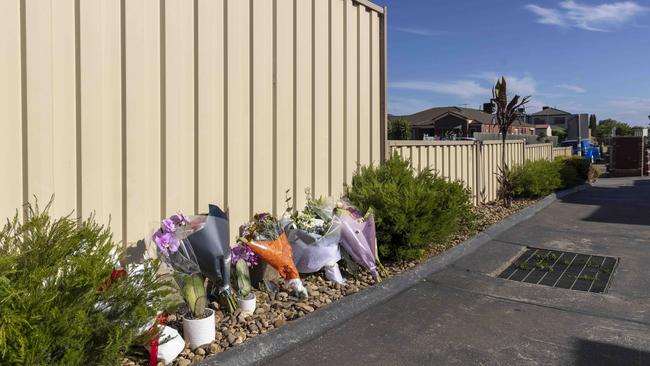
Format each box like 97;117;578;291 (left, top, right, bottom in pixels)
553;117;565;125
534;118;544;124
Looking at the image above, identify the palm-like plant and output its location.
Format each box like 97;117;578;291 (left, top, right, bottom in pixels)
491;77;531;207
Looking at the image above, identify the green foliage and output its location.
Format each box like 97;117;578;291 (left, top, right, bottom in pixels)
181;273;207;319
511;160;562;198
589;114;597;130
235;260;252;298
593;119;634;142
552;127;568;143
0;202;171;366
555;156;591;188
388;119;412;140
346;154;473;261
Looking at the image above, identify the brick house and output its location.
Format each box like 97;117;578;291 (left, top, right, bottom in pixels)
391;106;535;140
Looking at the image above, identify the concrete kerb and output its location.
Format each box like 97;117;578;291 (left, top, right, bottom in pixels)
197;183;592;366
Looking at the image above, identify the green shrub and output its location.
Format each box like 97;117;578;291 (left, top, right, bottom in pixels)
0;202;171;366
511;160;562;198
346;155;473;261
387;119;412;140
555;156;592;188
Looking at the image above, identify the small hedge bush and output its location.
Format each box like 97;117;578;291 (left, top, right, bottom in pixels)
511;160;562;198
512;157;596;198
346;155;473;261
555;156;592;187
0;202;171;366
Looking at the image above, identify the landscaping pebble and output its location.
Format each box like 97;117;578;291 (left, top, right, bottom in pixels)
122;199;535;366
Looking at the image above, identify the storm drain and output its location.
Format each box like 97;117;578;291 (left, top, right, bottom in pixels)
498;248;617;293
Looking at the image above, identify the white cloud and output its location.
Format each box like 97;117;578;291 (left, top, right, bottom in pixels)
469;72;538;96
393;27;448;37
388;96;437;116
557;84;586;93
389;80;491;99
525;1;647;31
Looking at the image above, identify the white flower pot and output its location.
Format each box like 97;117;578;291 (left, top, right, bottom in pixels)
237;293;257;314
182;308;215;348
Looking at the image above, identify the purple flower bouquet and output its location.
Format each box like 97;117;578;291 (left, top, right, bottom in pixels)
336;203;384;280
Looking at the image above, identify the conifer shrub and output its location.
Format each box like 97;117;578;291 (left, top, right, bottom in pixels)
511;160;562;198
346;155;473;261
0;202;171;366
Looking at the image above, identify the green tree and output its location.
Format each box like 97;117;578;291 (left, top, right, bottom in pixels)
593;119;634;142
589;114;597;130
552;127;568;142
388;118;412;140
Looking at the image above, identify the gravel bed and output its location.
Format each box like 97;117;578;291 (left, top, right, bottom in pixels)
122;199;536;366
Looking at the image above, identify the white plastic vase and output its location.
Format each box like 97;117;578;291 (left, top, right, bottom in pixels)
145;326;185;365
237;293;257;315
182;308;216;348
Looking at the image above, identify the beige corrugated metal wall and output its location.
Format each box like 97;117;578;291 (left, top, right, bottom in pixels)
525;143;553;161
389;140;570;204
552;147;572;159
0;0;386;244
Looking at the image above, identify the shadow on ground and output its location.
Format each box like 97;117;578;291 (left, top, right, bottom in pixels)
574;338;650;366
559;179;650;226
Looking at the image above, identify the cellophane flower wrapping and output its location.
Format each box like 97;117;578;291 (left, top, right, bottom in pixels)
182;205;232;296
281;198;344;284
239;213;307;297
336;201;381;279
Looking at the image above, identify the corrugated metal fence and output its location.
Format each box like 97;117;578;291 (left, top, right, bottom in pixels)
0;0;386;244
390;140;573;204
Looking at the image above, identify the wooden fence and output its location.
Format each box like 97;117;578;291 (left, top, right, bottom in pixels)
389;140;574;204
0;0;386;244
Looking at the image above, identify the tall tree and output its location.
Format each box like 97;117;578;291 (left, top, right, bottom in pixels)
589;114;597;130
491;77;531;207
593;119;634;142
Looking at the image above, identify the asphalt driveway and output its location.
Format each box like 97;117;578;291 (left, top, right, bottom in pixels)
266;177;650;366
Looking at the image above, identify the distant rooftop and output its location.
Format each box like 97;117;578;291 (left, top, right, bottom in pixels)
529;106;572;117
392;106;533;127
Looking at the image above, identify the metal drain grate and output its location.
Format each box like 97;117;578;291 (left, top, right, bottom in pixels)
498;248;618;293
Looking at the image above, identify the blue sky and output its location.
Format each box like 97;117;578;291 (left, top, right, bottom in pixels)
373;0;650;126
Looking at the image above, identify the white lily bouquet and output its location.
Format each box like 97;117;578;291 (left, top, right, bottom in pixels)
281;195;345;284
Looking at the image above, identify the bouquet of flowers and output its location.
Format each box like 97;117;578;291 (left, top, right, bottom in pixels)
231;244;260;313
152;213;208;319
281;197;344;284
335;201;385;280
239;213;308;298
182;205;237;313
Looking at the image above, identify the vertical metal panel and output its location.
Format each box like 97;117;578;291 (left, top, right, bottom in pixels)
124;0;161;242
370;11;380;165
357;6;370;167
344;0;358;184
226;0;251;230
197;0;225;211
294;0;313;209
329;0;345;198
25;0;77;218
0;0;23;220
165;0;195;215
79;0;122;237
276;0;295;213
313;0;329;198
251;0;273;214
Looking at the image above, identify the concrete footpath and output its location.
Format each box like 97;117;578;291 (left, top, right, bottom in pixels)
266;177;650;366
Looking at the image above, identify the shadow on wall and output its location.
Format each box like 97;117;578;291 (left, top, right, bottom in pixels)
559;179;650;226
573;338;650;366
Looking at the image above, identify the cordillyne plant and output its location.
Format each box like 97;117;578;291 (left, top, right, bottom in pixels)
346;154;473;261
491;77;531;207
0;201;170;366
